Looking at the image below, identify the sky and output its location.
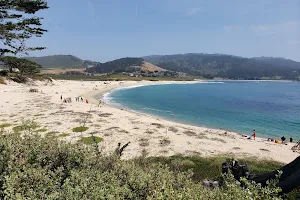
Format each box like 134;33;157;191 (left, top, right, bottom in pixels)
27;0;300;62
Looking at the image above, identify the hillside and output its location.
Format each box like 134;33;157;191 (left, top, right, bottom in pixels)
86;57;165;74
143;53;300;80
25;55;86;69
136;61;166;72
253;57;300;69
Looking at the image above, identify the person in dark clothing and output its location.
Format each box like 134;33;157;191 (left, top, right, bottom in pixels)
281;136;286;144
290;137;293;143
60;95;62;101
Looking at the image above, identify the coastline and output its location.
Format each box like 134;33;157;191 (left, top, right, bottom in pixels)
0;79;298;164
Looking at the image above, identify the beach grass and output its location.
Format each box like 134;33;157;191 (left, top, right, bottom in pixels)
78;136;103;145
168;127;178;133
72;126;89;132
159;138;171;146
33;114;43;117
0;78;6;85
147;155;283;181
183;130;197;136
151;123;164;129
13;121;39;134
59;133;70;137
45;131;58;137
36;128;47;132
0;123;12;128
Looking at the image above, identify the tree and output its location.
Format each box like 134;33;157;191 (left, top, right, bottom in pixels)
1;56;41;76
0;0;48;56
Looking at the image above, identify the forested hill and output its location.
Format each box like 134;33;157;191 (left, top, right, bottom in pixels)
24;55;89;69
86;57;165;74
143;54;300;80
253;57;300;69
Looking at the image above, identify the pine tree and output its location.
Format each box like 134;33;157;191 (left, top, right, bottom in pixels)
0;0;48;56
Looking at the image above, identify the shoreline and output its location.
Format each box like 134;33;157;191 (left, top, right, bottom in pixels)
88;81;288;141
85;80;298;148
0;79;298;164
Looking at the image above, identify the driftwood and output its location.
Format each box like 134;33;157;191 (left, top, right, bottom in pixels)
115;142;130;157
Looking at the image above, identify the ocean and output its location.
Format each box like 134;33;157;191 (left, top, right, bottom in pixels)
106;81;300;140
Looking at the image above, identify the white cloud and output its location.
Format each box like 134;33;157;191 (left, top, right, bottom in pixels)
185;8;201;16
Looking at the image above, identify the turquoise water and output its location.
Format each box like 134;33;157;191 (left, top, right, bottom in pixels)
107;81;300;140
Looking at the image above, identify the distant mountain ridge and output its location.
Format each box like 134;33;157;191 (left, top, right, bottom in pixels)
23;54;300;80
24;55;89;69
252;57;300;69
86;57;165;74
143;53;300;80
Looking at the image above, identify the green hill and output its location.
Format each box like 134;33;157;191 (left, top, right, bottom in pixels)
86;57;145;73
143;53;300;80
24;55;86;69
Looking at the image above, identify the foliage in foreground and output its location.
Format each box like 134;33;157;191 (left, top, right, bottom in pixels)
149;155;283;181
0;128;284;199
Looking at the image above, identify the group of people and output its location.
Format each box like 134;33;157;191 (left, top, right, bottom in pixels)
60;95;90;104
244;130;294;145
75;96;84;102
245;130;257;140
268;136;293;144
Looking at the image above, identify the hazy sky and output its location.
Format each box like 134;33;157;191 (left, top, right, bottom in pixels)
27;0;300;62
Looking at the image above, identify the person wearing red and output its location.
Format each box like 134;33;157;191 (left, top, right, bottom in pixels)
252;130;256;140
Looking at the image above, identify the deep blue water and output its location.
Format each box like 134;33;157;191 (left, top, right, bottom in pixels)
107;81;300;140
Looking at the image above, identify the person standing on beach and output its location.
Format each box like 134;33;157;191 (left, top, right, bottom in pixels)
281;136;286;144
61;95;62;101
252;130;256;140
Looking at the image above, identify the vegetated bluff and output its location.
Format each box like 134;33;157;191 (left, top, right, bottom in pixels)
86;57;165;74
24;55;95;69
143;53;300;80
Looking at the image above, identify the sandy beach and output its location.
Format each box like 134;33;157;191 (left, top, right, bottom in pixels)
0;79;298;164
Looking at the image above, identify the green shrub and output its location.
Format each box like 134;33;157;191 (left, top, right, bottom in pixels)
13;120;39;134
72;126;89;132
36;128;47;132
0;70;8;77
149;155;283;181
0;77;6;84
59;133;70;137
0;123;12;128
45;131;58;137
0;122;285;199
78;136;102;145
33;114;43;117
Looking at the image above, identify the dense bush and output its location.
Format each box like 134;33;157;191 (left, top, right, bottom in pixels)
0;70;8;76
0;77;6;84
0;125;284;199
